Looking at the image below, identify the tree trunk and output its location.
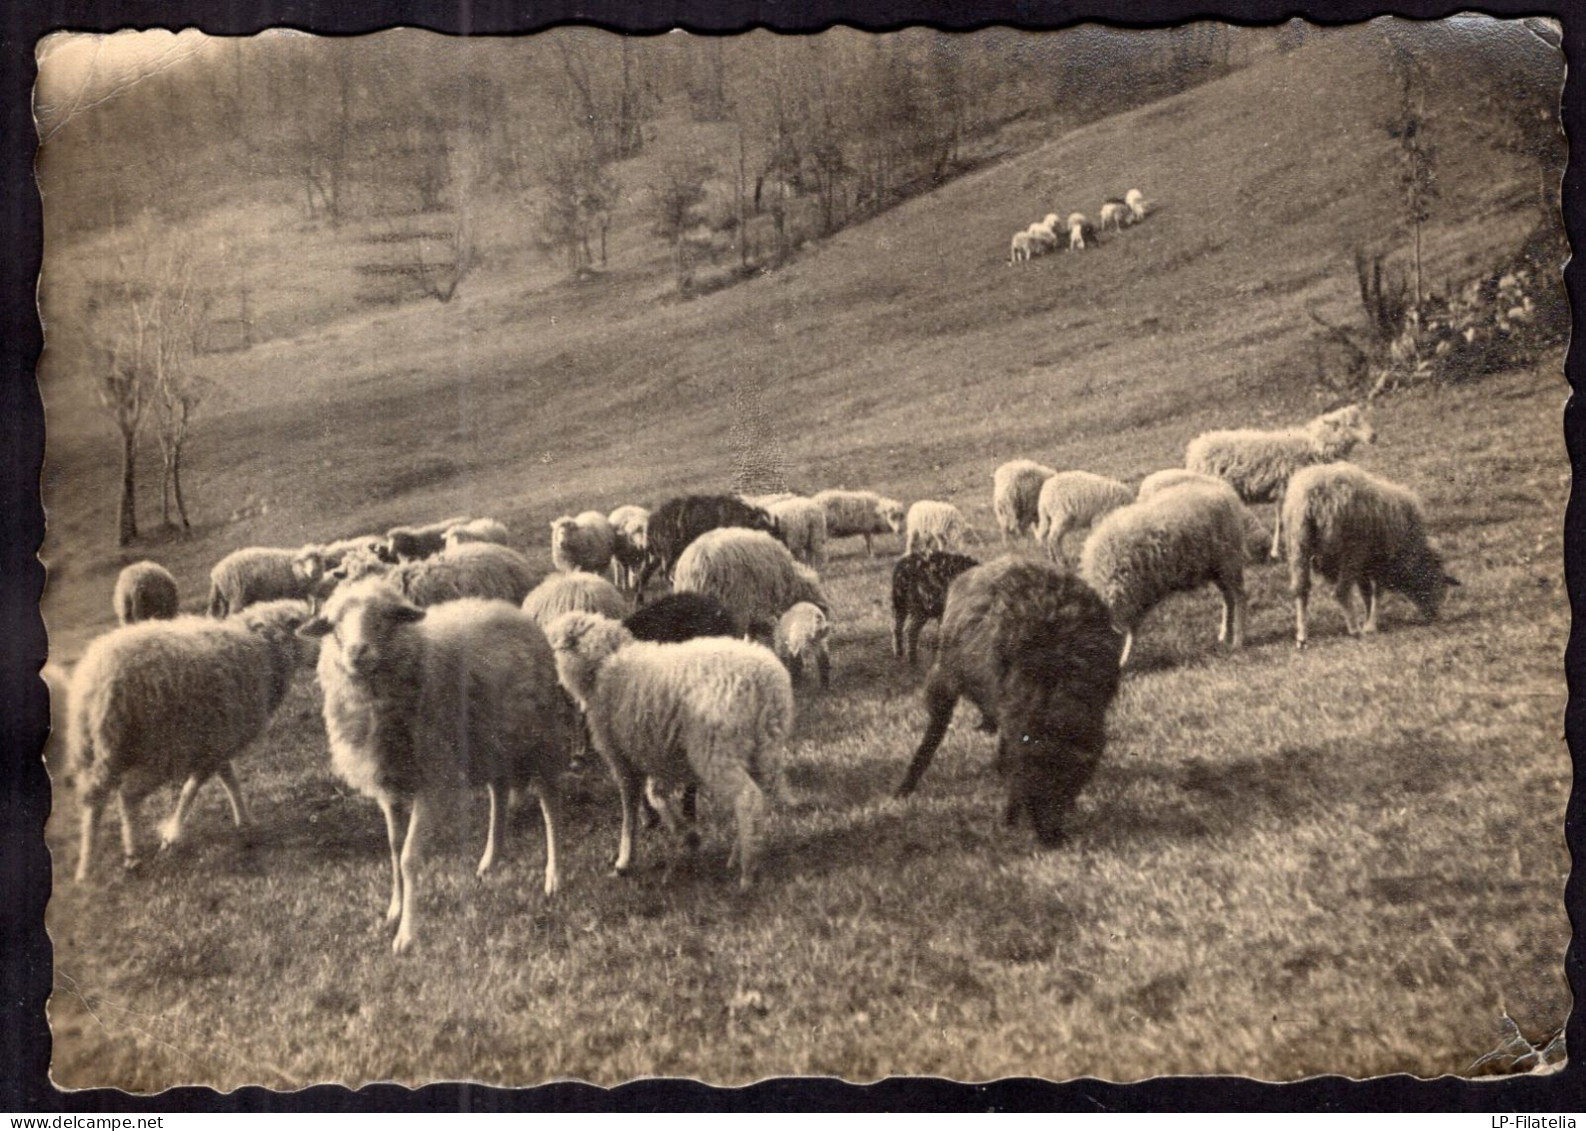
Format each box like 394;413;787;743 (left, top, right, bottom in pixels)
172;445;191;530
1412;217;1423;318
160;450;174;528
118;429;138;546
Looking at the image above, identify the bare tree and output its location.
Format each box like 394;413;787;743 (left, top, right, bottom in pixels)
1383;33;1439;320
650;156;713;293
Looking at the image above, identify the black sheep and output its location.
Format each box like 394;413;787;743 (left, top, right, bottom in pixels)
623;591;739;644
634;494;782;600
890;550;979;665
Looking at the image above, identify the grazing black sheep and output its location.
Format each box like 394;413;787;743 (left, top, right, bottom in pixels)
635;494;782;599
890;550;979;665
623;591;738;644
895;558;1122;846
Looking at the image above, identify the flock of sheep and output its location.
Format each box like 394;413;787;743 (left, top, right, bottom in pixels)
59;394;1459;953
1009;187;1149;263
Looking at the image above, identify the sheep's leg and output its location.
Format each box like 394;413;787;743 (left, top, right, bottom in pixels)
905;615;927;666
1118;630;1135;668
392;792;433;954
378;795;408;924
611;765;643;876
1294;593;1310;649
157;774;205;849
75;800;102;883
116;790;143;871
816;645;831;690
535;779;561;898
1269;505;1285;561
864;532;875;557
215;762;253;828
891;609;906;659
1360;580;1381;634
896;684;956;798
477;781;504;879
706;762;767;889
1219;584;1248;649
1333;579;1359;635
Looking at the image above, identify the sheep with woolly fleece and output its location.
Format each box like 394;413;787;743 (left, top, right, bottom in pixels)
442;517;510;549
1136;468;1273;564
293;536;382;588
67;599;313;881
1125;188;1148;223
904;500;976;555
113;561;179;626
1009;230;1035;265
890;550;978;666
383;516;474;563
1067;212;1096;250
1185;402;1377;557
521;571;629;629
774;601;832;689
543;611;793;888
672;527;828;642
992;459;1058;543
208;547;318;617
636;494;782;597
1281;462;1459;648
813;489;907;557
1025;222;1059;257
299;580;572;953
1100;200;1130;233
606;505;650;591
895;558;1122;846
766;496;828;566
1079;483;1249;667
550;511;616;576
742;492;799;509
623;591;738;645
1034;471;1134;563
334;542;538;607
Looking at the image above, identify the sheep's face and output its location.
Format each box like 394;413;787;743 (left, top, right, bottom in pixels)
1401;550;1459;620
292;551;325;583
999;730;1102;848
880;501;906;533
299;581;424;679
543;611;629;704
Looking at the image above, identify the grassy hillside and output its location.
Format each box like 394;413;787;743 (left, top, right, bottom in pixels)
40;24;1569;1087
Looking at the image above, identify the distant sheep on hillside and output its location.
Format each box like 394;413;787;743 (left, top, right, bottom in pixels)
904;500;975;555
335;542;538;607
766;497;828;566
1034;471;1134;563
442;518;510;549
812;489;906;557
991;459;1057;543
890;550;979;666
113;561;179;626
1100;200;1129;233
1067;212;1096;251
208;547;317;617
551;511;617;575
1009;230;1035;265
383;516;474;563
1125;188;1148;223
636;494;781;597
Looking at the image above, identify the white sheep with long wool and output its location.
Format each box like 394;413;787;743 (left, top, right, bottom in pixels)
113;561;180;625
1281;462;1459;648
299;579;572;953
1136;468;1273;564
1079;482;1250;666
1067;212;1095;250
293;536;382;587
812;489;906;557
991;459;1057;543
67;600;313;881
1025;222;1060;257
904;500;977;555
550;511;616;574
335;541;538;607
208;546;319;617
774;601;832;689
672;527;828;642
1099;200;1130;233
1009;230;1035;265
442;517;510;549
543;611;794;888
606;505;650;591
1034;471;1134;562
384;516;475;562
521;570;629;629
766;496;828;566
1125;188;1148;223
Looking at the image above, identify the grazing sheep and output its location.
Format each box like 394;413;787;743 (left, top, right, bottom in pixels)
636;494;781;596
208;547;317;617
1079;483;1250;666
767;497;828;566
1125;188;1148;223
623;591;738;644
1025;223;1060;257
1281;462;1459;648
1009;230;1035;265
904;500;976;555
1100;200;1130;232
606;505;650;591
890;550;979;666
774;602;832;689
1067;212;1096;250
442;517;510;549
1137;468;1273;564
812;489;906;557
991;459;1057;543
293;536;382;587
895;558;1122;846
550;511;617;576
521;571;629;629
335;542;538;607
67;600;313;881
672;527;828;642
299;580;572;953
1034;471;1134;563
543;611;793;888
1185;402;1377;556
113;561;179;625
383;516;475;563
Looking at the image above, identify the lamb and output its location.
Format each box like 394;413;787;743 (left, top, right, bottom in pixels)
672;527;828;642
635;494;781;596
1281;462;1459;648
299;580;572;953
1136;468;1273;564
207;546;318;617
1009;230;1035;265
550;511;617;576
1125;188;1148;223
1033;471;1134;563
904;500;976;555
890;550;979;666
334;542;539;607
543;611;794;888
991;459;1057;543
812;489;906;557
442;517;510;549
383;516;475;563
606;505;650;591
774;602;832;689
521;571;629;629
1185;402;1377;556
895;558;1122;846
67;600;313;881
766;496;828;566
1079;483;1250;666
1025;222;1060;257
113;561;179;625
1099;200;1130;233
623;591;739;644
1067;212;1096;251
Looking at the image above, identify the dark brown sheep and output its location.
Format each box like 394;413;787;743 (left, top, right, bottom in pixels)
890;550;979;665
635;494;782;599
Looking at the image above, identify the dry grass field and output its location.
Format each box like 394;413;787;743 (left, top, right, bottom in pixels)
37;24;1569;1089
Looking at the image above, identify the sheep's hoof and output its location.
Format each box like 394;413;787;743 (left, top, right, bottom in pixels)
392;930;415;955
1295;639;1308;651
543;875;559;898
121;853;145;873
385;901;402;924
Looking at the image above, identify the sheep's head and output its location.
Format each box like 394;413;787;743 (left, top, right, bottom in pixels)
997;711;1107;849
240;599;318;666
1314;404;1376;451
292;548;326;583
549;517;577;548
1399;548;1460;621
542;610;631;706
331;546;389;586
298;578;424;680
777;602;830;658
879;499;906;533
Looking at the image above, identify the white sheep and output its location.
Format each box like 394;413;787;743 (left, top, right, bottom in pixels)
1025;222;1060;257
672;527;828;642
1281;462;1459;648
1185;402;1377;557
113;561;179;625
1136;468;1273;564
766;496;828;566
774;601;832;689
1125;188;1148;223
741;492;799;509
550;510;616;575
1009;230;1035;265
1079;482;1250;666
606;505;650;591
521;570;629;629
904;500;976;555
543;611;794;888
1067;212;1095;250
336;541;538;607
1033;471;1134;563
208;547;318;617
384;516;475;562
812;489;906;557
991;459;1057;543
299;580;572;953
441;517;510;549
67;600;313;881
293;536;382;587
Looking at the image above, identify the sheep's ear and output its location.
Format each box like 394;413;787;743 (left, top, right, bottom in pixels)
391;603;427;624
1444;573;1462;588
297;615;334;639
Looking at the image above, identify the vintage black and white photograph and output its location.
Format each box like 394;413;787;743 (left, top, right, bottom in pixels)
34;18;1571;1090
